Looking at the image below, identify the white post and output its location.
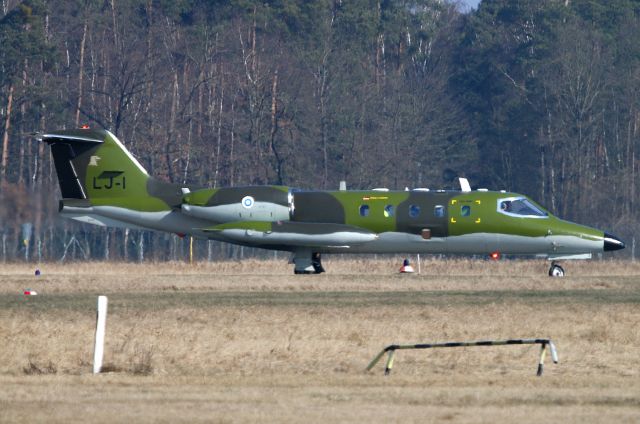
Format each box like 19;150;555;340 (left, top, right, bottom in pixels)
417;254;421;274
93;295;108;374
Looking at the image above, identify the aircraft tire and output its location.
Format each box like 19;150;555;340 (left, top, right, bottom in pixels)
548;263;565;277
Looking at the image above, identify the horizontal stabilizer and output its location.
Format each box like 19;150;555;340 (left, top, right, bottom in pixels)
202;221;378;247
36;128;107;144
35;129;108;199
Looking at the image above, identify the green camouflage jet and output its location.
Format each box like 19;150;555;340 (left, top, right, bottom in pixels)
38;128;625;275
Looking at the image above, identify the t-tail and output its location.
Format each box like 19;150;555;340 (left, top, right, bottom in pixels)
38;128;185;230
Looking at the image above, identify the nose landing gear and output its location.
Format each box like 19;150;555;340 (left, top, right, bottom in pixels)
548;262;565;277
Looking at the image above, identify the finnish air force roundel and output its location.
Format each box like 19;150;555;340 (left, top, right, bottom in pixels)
241;196;255;209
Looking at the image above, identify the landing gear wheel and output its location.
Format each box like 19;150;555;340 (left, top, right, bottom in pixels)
548;263;565;277
292;250;325;274
311;252;325;274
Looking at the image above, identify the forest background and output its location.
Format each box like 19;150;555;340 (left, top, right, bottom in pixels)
0;0;638;262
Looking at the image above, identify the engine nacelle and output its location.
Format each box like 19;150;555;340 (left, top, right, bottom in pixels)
181;186;291;223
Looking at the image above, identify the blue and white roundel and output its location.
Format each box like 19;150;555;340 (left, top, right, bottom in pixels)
241;196;255;209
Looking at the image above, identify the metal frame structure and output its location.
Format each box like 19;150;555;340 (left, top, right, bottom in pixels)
366;338;559;376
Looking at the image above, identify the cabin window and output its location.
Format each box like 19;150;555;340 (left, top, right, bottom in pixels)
384;205;394;218
359;204;370;217
409;204;421;218
497;197;548;218
434;205;445;218
461;205;471;217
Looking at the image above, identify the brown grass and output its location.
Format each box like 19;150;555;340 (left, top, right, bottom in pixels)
0;259;639;423
22;356;57;375
1;256;638;276
0;257;638;294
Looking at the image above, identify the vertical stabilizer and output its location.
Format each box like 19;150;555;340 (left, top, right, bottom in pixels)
40;128;172;211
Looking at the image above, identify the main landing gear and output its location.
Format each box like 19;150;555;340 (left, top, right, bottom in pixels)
548;262;565;277
292;250;325;274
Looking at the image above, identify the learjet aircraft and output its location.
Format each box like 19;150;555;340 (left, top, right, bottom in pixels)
38;128;625;275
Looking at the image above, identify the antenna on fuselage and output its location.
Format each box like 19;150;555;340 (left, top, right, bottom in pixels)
459;178;472;192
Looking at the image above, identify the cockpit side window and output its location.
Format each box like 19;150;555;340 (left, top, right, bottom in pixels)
497;197;548;218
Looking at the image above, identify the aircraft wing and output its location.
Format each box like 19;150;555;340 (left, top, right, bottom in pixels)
201;221;378;248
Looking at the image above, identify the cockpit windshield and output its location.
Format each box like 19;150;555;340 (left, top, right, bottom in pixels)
497;197;548;218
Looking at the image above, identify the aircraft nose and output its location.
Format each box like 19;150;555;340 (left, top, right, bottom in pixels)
604;233;625;251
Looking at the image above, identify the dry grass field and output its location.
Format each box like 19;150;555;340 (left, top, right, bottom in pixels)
0;258;639;423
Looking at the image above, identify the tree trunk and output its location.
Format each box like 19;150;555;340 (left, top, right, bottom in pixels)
270;70;283;184
214;78;223;188
104;228;110;260
138;231;144;262
75;20;88;127
182;63;191;184
123;228;129;261
18;62;28;184
1;84;14;181
165;70;179;182
110;0;119;52
229;96;236;186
